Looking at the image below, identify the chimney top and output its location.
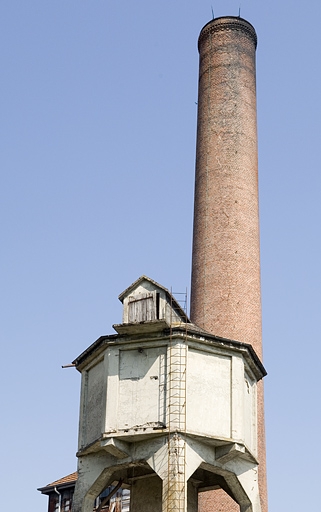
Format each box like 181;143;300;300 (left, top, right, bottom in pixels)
198;16;257;50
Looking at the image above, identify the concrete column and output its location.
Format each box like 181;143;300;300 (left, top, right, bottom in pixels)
162;435;187;512
144;435;199;512
231;355;245;442
72;454;114;512
104;347;119;432
130;474;197;512
130;476;162;512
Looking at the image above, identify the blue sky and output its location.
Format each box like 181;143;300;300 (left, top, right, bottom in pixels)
1;1;320;511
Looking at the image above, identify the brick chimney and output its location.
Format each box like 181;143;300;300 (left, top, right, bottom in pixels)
190;17;267;512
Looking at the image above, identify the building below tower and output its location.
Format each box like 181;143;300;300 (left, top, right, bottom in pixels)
38;473;130;512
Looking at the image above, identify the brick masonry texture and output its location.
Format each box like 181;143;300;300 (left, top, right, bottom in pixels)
190;17;268;512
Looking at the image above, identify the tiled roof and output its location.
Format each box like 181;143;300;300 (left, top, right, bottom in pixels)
47;472;78;486
38;472;78;493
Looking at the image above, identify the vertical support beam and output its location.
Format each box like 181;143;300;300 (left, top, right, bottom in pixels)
72;456;114;512
166;337;187;512
167;341;187;432
164;434;187;512
146;437;200;512
104;347;119;433
78;371;89;450
231;356;244;442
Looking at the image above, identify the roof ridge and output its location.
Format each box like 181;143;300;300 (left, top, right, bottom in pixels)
45;471;78;487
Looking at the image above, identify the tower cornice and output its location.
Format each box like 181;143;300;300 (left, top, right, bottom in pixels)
198;16;257;50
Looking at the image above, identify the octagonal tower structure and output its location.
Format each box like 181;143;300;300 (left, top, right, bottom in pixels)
71;276;266;512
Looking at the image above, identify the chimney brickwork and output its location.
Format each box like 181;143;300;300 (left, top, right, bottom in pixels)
190;17;267;512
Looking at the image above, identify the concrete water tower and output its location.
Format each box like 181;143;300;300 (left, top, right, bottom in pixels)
71;15;267;512
71;275;265;512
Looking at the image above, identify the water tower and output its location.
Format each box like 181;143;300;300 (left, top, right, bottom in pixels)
71;16;267;512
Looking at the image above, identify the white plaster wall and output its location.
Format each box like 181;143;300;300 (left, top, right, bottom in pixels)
231;355;244;442
83;360;105;445
243;371;256;453
187;350;231;438
118;347;166;429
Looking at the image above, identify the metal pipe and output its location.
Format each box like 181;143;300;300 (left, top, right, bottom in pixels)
54;486;61;512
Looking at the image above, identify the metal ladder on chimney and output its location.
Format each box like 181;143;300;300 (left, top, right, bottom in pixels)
166;289;188;512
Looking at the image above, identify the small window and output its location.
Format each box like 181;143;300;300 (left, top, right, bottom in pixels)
63;499;70;511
